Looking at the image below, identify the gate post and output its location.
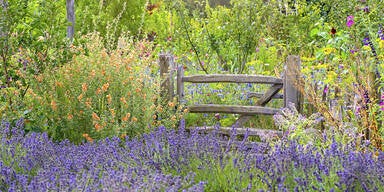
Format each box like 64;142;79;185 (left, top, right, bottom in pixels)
284;55;302;112
159;53;175;101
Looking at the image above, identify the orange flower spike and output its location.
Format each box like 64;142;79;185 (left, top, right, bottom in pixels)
92;112;100;121
168;102;175;108
120;97;127;104
85;98;92;108
82;83;88;92
106;94;112;104
120;133;127;139
86;136;94;143
96;88;102;95
109;109;116;117
94;123;102;131
101;83;109;92
77;94;83;101
55;81;63;87
90;70;96;78
122;113;131;122
51;100;57;111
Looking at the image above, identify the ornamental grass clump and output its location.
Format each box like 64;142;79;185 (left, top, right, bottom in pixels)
1;119;383;191
25;33;184;143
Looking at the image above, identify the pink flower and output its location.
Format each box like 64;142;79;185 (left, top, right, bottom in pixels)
346;15;354;28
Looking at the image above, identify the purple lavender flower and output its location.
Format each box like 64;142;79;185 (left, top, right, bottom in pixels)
378;24;384;40
363;36;370;46
1;119;384;191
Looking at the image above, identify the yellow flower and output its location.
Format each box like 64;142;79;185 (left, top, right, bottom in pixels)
379;40;384;49
131;117;138;122
362;45;371;51
323;47;336;55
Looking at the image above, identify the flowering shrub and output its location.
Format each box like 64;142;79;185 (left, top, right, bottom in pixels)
1;119;383;191
300;7;384;148
24;33;184;143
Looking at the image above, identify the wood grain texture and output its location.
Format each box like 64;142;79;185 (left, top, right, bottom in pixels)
284;55;302;111
247;92;284;99
188;104;279;115
182;74;283;84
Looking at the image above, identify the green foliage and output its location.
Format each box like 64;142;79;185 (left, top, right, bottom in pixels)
0;0;76;125
75;0;148;47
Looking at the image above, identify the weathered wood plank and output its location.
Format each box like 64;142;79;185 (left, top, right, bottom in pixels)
188;126;282;137
188;104;279;115
182;74;283;84
233;84;283;127
159;53;175;101
247;92;284;99
284;55;302;111
256;84;283;106
177;65;184;101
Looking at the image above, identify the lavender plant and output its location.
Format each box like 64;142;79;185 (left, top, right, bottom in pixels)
1;119;383;191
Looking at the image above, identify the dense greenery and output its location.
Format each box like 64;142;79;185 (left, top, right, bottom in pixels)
1;0;384;190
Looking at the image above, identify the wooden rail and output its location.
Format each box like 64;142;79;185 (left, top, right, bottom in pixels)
188;104;279;115
182;74;283;84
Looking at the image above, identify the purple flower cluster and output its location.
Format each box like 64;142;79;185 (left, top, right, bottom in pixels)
346;15;354;28
379;24;384;40
1;119;384;191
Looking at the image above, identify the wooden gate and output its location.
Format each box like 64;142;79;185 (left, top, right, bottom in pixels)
159;54;302;139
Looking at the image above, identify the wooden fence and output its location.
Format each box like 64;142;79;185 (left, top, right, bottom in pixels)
159;53;302;139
